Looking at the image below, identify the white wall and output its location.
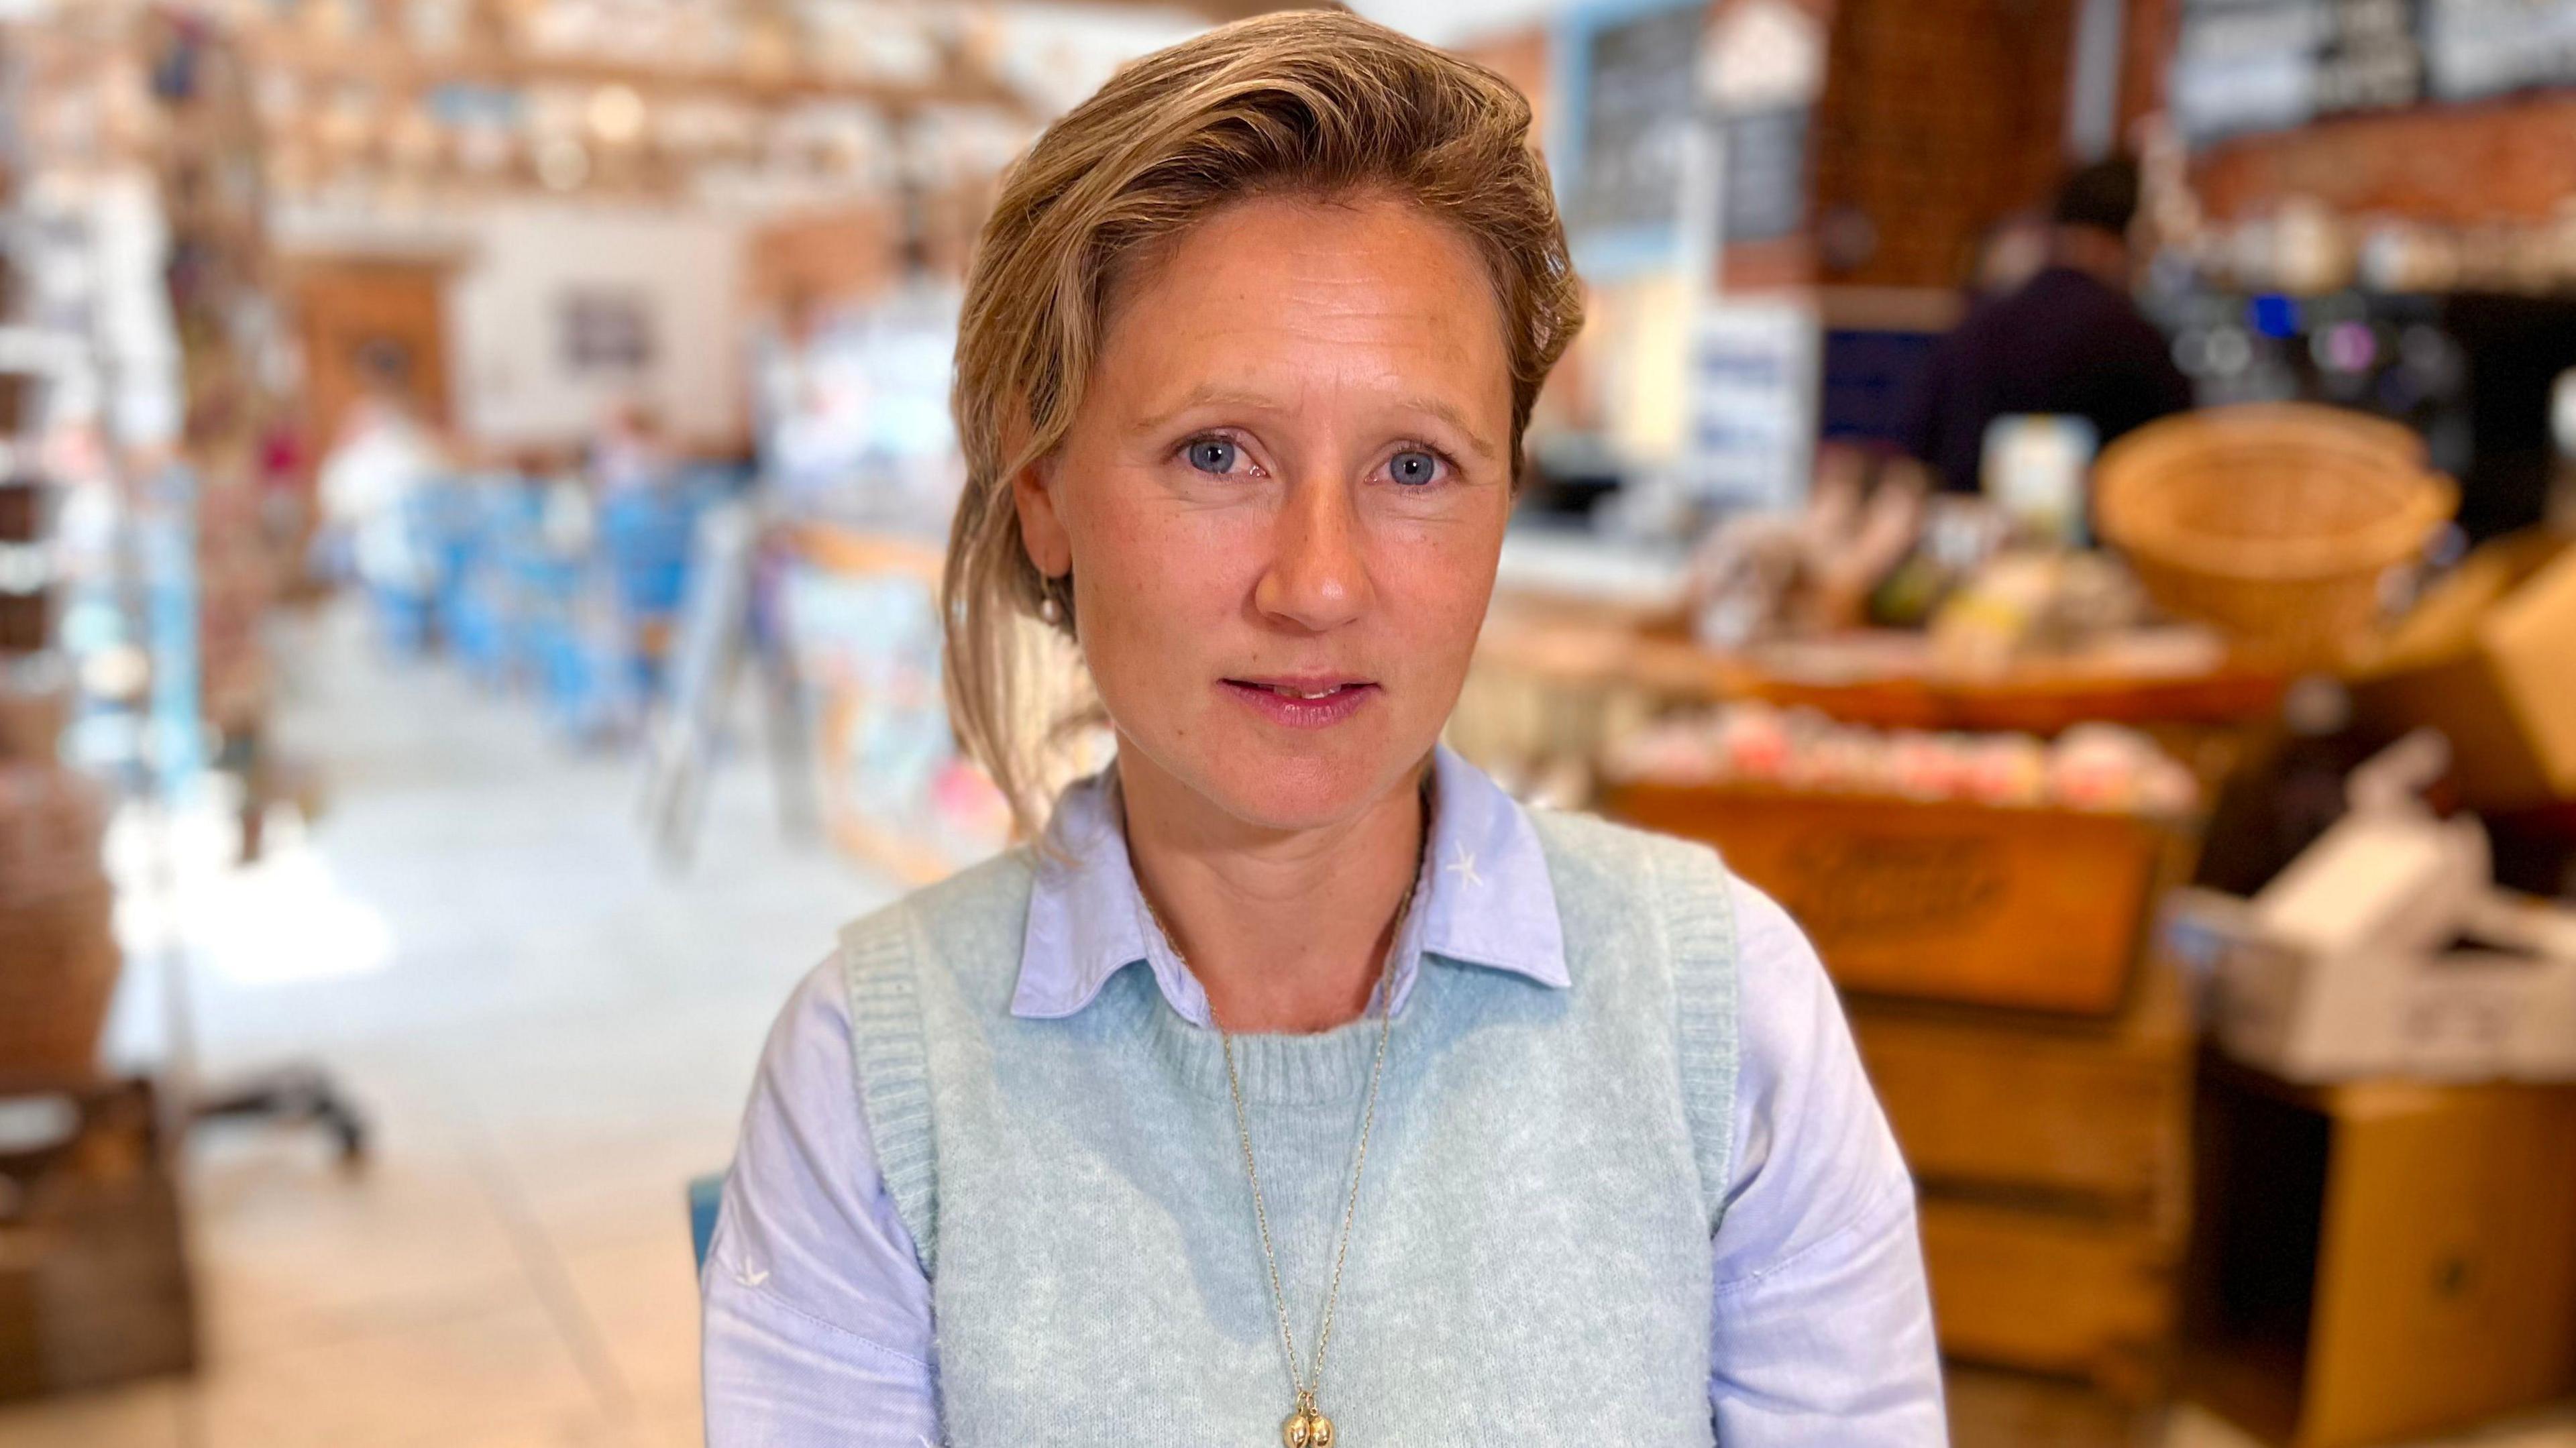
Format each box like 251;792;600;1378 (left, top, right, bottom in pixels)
276;197;751;451
445;201;748;451
1350;0;1568;46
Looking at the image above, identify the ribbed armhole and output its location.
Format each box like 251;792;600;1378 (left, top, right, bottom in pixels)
843;908;939;1278
1658;841;1743;1237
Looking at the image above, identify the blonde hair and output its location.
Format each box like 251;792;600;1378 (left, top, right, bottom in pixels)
943;9;1585;837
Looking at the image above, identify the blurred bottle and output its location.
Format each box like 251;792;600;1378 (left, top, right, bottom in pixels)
2552;367;2576;534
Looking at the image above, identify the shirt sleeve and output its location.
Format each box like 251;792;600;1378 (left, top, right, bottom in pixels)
1709;879;1947;1445
703;956;941;1447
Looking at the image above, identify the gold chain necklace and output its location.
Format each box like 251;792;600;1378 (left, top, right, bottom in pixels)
1140;842;1419;1448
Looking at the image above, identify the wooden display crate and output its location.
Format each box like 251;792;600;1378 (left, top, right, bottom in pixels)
1855;957;2197;1402
1605;780;2177;1014
1923;1196;2187;1398
2185;1058;2576;1447
1854;954;2194;1212
0;1077;197;1402
1946;1363;2173;1448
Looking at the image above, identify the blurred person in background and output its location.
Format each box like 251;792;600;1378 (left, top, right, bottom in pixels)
1899;156;2194;494
751;281;874;516
702;13;1941;1447
588;394;672;497
1971;209;2054;300
315;366;443;598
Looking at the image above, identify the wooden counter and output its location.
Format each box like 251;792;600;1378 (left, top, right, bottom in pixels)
1474;593;2290;735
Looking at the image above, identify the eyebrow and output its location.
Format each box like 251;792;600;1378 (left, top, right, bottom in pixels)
1130;385;1502;464
1130;386;1281;437
1398;394;1502;463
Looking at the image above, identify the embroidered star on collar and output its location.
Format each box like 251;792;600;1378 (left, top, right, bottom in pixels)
1444;840;1484;890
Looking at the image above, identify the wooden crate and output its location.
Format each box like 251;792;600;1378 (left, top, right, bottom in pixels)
1923;1197;2187;1400
2186;1060;2576;1447
1854;958;2194;1213
1946;1363;2171;1448
1605;781;2173;1013
1852;957;2198;1402
0;1078;197;1402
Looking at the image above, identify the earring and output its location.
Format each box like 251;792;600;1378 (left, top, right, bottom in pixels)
1037;576;1065;624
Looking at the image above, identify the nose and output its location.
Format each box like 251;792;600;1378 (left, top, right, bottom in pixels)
1252;475;1372;633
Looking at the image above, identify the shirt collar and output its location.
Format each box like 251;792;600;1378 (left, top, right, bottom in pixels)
1011;744;1568;1027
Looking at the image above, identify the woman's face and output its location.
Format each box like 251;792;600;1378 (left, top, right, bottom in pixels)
1016;193;1516;834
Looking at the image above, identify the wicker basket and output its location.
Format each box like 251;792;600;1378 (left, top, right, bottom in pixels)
2095;404;2457;669
0;880;119;1076
0;763;117;1076
0;763;106;909
0;657;68;764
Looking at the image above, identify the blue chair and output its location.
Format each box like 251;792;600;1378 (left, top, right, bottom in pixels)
598;488;702;621
367;582;435;655
690;1172;724;1270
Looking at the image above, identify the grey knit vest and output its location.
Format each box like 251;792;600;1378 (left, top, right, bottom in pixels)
842;807;1740;1445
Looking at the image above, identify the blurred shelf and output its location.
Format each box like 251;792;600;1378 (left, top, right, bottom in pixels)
241;30;1028;116
782;520;945;584
1479;598;2290;735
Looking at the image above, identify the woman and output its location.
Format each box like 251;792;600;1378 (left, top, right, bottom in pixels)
704;13;1942;1445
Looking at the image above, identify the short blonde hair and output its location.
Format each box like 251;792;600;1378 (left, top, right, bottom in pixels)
944;9;1584;836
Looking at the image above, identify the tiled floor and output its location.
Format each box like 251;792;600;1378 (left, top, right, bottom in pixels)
1;604;2570;1447
3;606;883;1448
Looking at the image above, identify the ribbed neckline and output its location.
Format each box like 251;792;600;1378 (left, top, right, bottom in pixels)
1090;964;1408;1107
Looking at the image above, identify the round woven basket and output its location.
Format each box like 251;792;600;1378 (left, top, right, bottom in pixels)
2094;404;2457;669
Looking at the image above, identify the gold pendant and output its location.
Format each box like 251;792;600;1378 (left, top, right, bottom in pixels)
1281;1406;1334;1447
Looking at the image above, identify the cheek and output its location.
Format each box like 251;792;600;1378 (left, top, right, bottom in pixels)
1381;518;1505;655
1066;486;1251;670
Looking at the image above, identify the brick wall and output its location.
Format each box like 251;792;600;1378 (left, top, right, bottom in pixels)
2122;0;2576;226
1806;0;2075;289
1464;1;2086;296
2190;95;2576;225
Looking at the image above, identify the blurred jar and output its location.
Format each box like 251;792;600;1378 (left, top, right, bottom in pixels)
2551;368;2576;534
2273;197;2355;296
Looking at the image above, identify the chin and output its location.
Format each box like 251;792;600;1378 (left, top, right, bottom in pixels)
1205;750;1388;832
1124;713;1423;836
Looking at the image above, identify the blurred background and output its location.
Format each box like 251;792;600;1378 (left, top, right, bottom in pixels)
1;1;2575;1445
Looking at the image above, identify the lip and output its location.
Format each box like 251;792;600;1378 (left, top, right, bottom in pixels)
1218;675;1381;730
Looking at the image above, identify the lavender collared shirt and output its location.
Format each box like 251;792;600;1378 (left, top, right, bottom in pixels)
704;746;1947;1445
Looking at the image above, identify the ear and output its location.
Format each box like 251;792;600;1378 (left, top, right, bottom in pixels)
1010;452;1073;579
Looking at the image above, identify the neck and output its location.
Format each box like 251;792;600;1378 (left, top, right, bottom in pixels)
2051;226;2133;288
1116;746;1430;1036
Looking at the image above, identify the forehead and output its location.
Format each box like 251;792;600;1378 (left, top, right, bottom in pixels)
1091;193;1513;414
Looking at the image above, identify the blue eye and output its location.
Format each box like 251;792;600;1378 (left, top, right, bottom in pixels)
1389;448;1442;486
1185;437;1239;474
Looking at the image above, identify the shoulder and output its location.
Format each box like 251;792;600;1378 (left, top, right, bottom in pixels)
1525;804;1722;879
1723;877;1843;1057
1525;805;1735;928
743;952;865;1123
1527;810;1845;1074
2049;270;2159;335
837;848;1038;995
1711;876;1917;1274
